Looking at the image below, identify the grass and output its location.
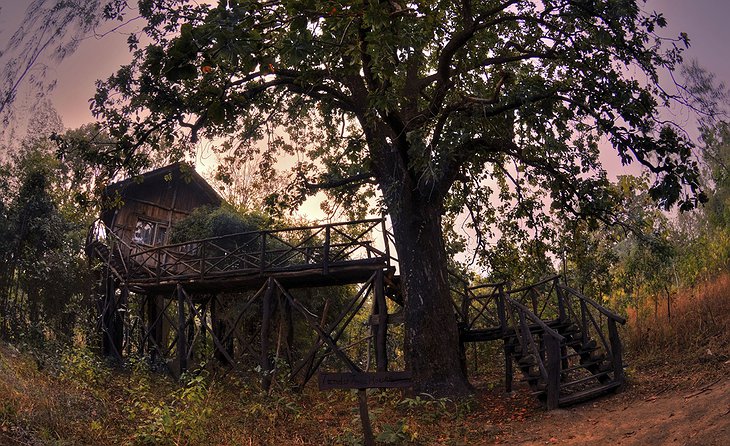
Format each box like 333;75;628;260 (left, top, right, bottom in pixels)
0;342;524;445
624;272;730;368
1;273;728;445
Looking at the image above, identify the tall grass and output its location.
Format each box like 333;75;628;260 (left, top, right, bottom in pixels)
625;273;730;362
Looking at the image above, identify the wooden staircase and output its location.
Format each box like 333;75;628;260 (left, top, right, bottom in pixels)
457;275;626;409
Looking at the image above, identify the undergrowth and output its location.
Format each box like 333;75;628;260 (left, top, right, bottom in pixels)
2;274;728;444
625;273;730;367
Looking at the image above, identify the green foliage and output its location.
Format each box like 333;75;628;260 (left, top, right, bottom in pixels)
60;347;110;390
128;370;213;445
95;0;704;225
375;420;413;444
0;132;96;345
169;204;274;243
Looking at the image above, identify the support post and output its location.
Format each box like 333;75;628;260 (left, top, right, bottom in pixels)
358;389;375;446
211;295;232;364
374;269;388;372
608;319;624;386
120;286;130;357
261;278;274;391
100;275;123;360
177;284;188;376
545;335;561;410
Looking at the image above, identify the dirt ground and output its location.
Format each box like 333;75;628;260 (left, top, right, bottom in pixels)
491;360;730;446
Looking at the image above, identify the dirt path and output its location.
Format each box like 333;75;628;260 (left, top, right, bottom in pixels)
495;370;730;445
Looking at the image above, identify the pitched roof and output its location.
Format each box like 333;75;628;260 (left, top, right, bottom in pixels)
105;161;222;205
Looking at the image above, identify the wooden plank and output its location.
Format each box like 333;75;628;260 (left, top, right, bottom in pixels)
318;371;413;390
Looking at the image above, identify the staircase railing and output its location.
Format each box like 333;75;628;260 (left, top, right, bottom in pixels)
556;284;626;384
453;279;507;335
505;275;564;322
505;297;564;409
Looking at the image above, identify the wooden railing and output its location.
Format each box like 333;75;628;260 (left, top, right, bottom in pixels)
453;277;507;335
94;218;392;283
557;284;626;384
506;297;564;409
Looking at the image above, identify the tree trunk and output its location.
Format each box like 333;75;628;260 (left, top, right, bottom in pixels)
390;204;471;396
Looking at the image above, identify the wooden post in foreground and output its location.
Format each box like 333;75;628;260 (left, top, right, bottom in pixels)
319;371;412;446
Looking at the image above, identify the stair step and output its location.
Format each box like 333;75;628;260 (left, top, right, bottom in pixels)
562;346;600;359
558;381;622;406
560;370;612;389
520;375;543;384
560;359;604;373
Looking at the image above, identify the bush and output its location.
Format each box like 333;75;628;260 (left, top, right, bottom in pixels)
169;205;274;243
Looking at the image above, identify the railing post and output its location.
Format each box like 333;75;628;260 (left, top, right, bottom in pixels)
580;299;589;345
260;233;266;273
496;285;507;334
156;250;162;283
545;335;561;410
199;242;206;278
608;319;624;385
555;279;566;322
323;225;330;276
381;218;390;266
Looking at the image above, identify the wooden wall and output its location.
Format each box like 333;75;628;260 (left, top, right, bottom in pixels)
104;166;221;248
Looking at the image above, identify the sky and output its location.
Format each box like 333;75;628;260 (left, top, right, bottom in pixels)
0;1;726;128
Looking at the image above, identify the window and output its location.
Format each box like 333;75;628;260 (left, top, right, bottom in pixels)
133;219;167;246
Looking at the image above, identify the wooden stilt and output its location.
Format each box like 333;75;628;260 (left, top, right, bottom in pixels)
177;284;188;376
374;269;388;372
358;389;375;446
261;278;274;391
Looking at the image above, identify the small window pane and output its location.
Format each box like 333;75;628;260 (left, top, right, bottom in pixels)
155;226;167;245
134;220;155;245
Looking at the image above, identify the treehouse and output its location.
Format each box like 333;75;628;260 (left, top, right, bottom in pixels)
100;162;222;249
88;163;627;410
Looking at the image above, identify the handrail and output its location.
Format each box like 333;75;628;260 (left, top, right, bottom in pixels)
506;275;560;295
558;284;626;324
468;282;508;292
131;218;385;257
506;297;564;342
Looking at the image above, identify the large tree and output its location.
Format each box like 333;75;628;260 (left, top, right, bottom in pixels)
91;0;705;395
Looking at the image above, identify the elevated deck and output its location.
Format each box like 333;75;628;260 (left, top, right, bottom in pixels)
89;218;626;409
89;218;394;294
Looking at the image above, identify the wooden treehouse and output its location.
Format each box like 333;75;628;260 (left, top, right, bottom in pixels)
87;163;627;409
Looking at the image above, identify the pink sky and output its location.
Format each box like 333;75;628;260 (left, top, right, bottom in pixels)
1;0;728;191
0;1;727;130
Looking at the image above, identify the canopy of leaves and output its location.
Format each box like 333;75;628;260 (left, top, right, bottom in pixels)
0;136;95;344
94;1;705;240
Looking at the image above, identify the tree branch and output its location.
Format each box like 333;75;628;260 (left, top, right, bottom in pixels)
301;171;376;190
